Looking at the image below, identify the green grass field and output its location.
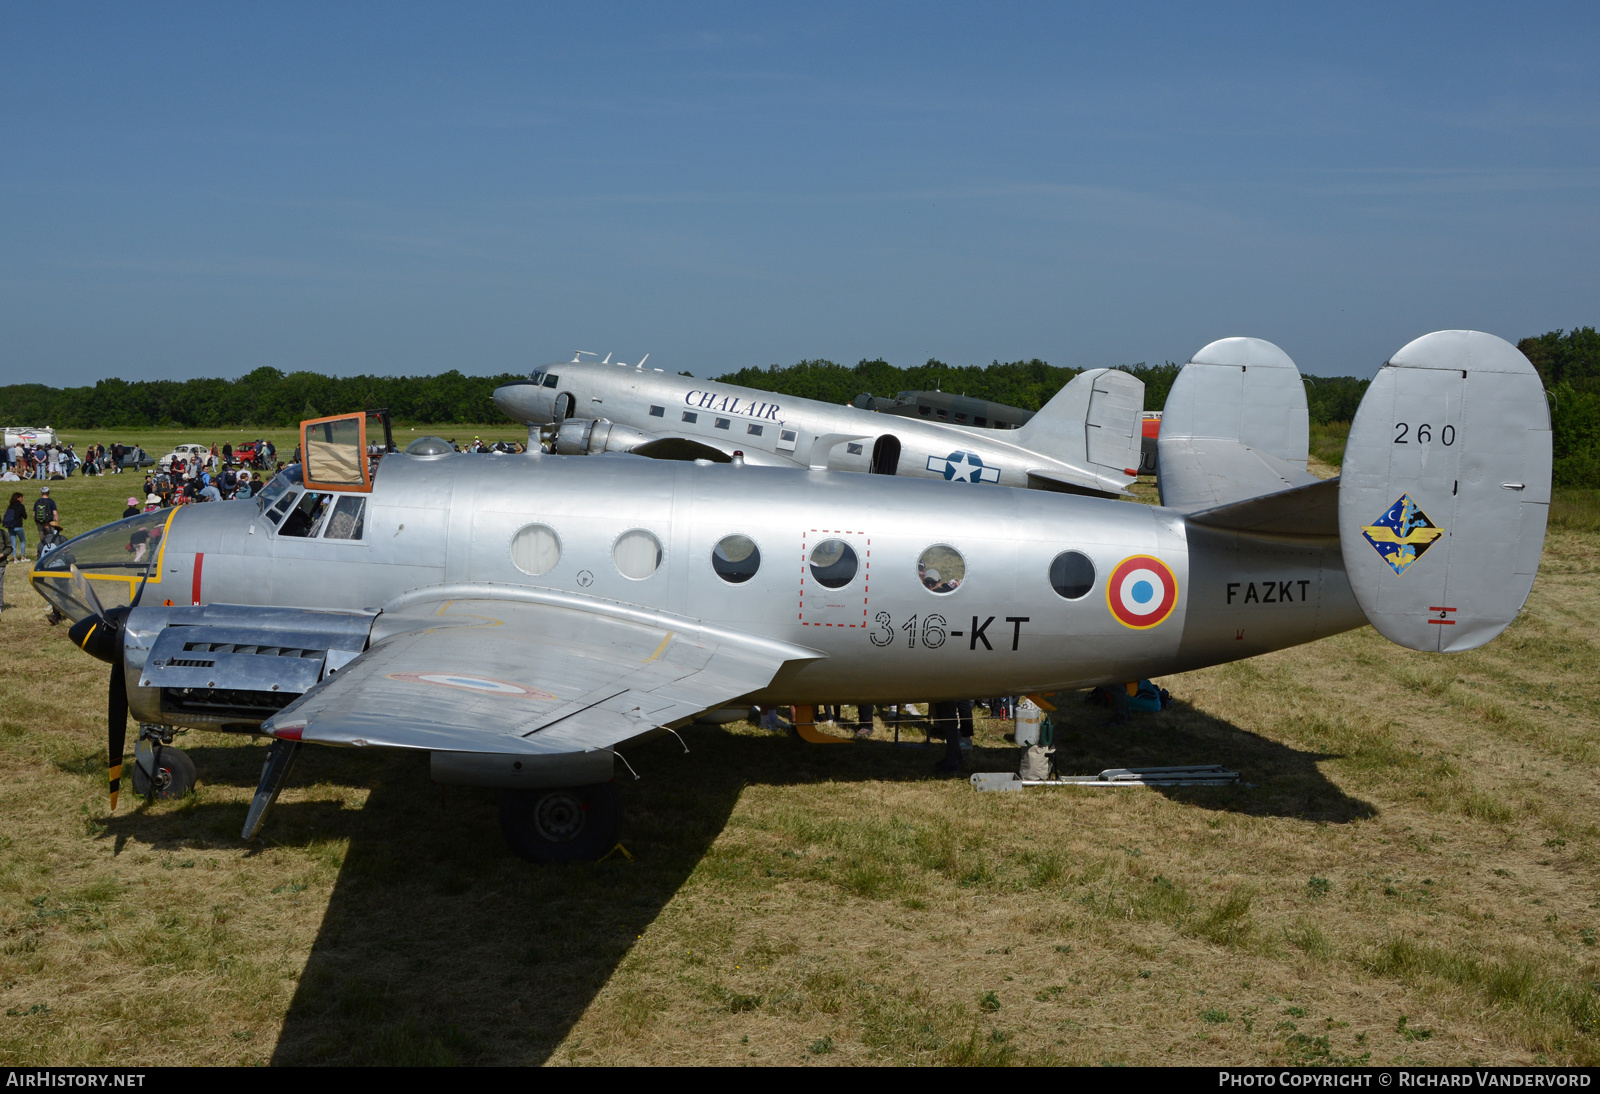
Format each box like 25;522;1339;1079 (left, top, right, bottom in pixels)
1;438;1597;1065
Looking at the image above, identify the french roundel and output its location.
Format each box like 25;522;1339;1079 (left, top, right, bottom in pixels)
1106;555;1178;629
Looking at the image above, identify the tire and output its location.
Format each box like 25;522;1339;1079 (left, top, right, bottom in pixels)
131;745;197;800
500;782;621;864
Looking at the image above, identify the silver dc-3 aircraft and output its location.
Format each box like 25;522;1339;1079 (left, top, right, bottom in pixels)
33;331;1550;863
493;352;1144;497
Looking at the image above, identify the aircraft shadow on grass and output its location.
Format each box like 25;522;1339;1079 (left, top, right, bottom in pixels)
98;700;1372;1065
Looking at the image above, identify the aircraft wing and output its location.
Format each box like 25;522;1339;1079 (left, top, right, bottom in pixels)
261;597;821;755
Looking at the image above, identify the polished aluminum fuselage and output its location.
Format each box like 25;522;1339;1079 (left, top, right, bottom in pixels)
495;362;1125;491
149;450;1365;703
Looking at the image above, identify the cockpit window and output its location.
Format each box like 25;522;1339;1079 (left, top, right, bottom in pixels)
255;466;301;513
29;508;172;620
264;490;298;526
542;373;559;388
323;496;367;540
531;371;545;384
278;492;332;538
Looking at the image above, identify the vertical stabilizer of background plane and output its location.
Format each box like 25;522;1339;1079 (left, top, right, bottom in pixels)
1015;368;1143;485
1156;337;1315;509
1339;330;1551;652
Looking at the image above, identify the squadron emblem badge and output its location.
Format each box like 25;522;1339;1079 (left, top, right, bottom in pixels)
1361;494;1444;575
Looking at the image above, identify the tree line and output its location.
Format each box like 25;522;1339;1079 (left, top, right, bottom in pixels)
2;329;1594;486
0;367;523;430
713;357;1371;428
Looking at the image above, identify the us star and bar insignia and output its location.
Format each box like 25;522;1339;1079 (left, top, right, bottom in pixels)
1361;493;1444;575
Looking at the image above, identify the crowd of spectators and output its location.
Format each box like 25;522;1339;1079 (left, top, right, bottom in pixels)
0;439;89;481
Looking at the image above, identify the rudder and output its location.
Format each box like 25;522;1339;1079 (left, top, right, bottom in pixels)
1015;368;1143;490
1156;337;1316;508
1338;330;1552;652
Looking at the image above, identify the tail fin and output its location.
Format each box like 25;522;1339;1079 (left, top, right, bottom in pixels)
1156;337;1316;508
1016;368;1143;489
1339;330;1551;652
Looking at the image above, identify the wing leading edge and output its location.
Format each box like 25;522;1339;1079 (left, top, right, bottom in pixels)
261;597;821;756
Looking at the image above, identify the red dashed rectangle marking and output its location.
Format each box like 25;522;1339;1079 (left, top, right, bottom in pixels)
799;530;870;627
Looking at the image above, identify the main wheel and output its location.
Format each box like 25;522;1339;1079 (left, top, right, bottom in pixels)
131;745;196;800
500;782;621;864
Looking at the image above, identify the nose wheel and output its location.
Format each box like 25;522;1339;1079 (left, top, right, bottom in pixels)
131;724;196;800
500;783;621;863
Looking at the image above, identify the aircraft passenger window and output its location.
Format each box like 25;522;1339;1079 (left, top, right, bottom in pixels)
614;529;662;580
714;418;730;430
918;407;931;417
711;534;761;584
808;540;857;589
1049;551;1096;600
847;443;863;455
974;416;987;426
279;492;332;538
650;405;665;417
322;496;367;540
264;491;299;526
747;424;763;436
682;411;698;424
542;374;559;388
510;523;561;576
917;545;965;594
955;414;967;423
780;430;797;443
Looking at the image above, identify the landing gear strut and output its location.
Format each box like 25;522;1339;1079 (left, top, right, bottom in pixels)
131;724;195;800
500;783;621;863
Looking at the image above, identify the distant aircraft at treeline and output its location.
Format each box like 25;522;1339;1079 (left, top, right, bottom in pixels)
493;352;1146;498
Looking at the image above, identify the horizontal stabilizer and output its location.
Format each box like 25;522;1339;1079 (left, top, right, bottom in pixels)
1157;338;1316;509
1185;476;1340;538
1338;331;1552;652
1024;467;1128;499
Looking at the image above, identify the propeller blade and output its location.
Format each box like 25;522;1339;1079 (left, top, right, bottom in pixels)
131;552;156;608
108;660;128;811
68;564;107;623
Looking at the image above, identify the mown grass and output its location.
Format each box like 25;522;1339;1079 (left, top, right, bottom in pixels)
1;439;1598;1065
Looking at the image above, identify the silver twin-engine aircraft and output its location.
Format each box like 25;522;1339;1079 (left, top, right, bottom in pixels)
493;352;1145;497
33;331;1551;863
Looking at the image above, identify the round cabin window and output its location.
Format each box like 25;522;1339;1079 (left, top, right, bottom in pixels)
614;529;663;580
1049;550;1096;600
917;544;965;594
808;539;857;589
711;534;761;584
509;524;561;576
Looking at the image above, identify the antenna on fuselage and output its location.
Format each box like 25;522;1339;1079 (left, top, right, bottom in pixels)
573;350;597;363
602;353;613;364
636;353;650;370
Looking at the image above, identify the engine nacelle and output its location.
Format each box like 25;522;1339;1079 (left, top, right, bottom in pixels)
123;604;374;731
552;417;657;456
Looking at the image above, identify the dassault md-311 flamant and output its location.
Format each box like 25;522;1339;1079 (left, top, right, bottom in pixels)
33;331;1550;862
493;352;1145;497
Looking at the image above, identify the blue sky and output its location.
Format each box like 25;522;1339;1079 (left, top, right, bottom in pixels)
2;3;1596;384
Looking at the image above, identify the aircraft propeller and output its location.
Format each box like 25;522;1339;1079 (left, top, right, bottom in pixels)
64;561;153;811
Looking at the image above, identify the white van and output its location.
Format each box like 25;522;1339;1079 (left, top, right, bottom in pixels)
3;426;58;447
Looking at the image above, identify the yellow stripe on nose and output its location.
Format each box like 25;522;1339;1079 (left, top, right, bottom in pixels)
77;622;98;650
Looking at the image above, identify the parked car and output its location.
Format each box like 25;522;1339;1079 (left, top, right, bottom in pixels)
117;446;154;470
158;443;210;472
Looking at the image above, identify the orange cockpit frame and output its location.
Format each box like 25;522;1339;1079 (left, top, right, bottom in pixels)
300;412;371;493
